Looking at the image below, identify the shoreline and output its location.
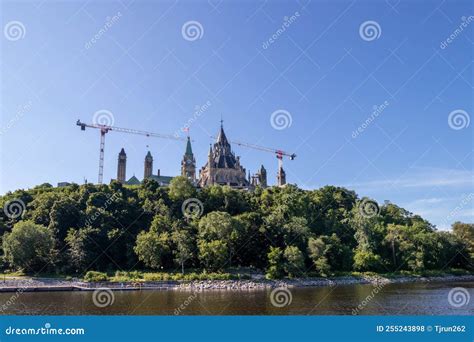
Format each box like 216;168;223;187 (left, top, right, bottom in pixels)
0;274;472;293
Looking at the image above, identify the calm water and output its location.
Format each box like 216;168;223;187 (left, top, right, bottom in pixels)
0;281;472;315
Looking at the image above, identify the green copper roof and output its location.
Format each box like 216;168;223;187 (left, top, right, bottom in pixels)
149;175;173;184
185;137;193;156
126;175;141;185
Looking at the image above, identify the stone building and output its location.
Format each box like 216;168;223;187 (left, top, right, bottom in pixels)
114;122;286;188
144;151;153;179
181;137;196;182
117;148;127;183
198;123;250;188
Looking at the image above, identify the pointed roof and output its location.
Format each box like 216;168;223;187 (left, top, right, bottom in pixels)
126;175;140;185
119;148;126;155
145;151;152;159
216;121;229;146
185;137;193;156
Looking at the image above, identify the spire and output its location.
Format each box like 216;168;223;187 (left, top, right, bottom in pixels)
185;136;193;156
119;148;126;155
181;137;196;181
216;120;229;145
145;151;152;159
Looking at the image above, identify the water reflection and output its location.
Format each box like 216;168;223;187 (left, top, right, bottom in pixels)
0;281;472;315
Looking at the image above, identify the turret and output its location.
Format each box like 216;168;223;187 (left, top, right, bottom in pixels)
144;151;153;179
259;165;267;188
117;148;127;183
277;165;286;187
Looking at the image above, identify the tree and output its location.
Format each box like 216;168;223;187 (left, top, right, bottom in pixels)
353;249;383;272
49;197;83;244
65;227;100;273
198;211;240;266
284;245;305;278
308;237;330;276
282;217;310;251
266;246;284;279
134;230;170;269
308;186;356;245
171;229;194;273
2;221;55;272
233;212;266;268
452;222;474;258
198;240;228;271
168;176;196;201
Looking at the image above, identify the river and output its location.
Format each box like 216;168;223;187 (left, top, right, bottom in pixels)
0;281;472;315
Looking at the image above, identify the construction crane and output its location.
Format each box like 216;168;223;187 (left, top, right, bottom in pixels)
76;119;187;184
211;135;296;170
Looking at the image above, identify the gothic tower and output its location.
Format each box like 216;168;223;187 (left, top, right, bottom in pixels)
117;148;127;183
258;165;267;187
144;151;153;179
181;137;196;181
277;165;286;187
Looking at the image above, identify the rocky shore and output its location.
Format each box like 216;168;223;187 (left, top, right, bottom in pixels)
0;274;472;292
175;274;474;291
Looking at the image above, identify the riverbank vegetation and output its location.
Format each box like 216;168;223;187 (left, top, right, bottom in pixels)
0;178;472;280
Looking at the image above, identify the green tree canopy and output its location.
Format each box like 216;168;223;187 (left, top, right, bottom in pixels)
2;221;55;272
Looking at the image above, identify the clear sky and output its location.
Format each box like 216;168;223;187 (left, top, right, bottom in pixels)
1;0;472;230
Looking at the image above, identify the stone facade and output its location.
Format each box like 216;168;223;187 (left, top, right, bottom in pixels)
181;137;196;181
144;151;153;179
117;148;127;183
115;123;277;188
198;124;250;188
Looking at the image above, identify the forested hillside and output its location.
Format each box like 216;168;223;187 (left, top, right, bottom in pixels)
0;177;472;279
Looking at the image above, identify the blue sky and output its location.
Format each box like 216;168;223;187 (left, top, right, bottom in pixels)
1;0;472;229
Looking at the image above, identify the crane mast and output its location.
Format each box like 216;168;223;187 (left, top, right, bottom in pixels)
76;120;186;184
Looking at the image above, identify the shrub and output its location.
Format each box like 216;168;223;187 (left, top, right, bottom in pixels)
84;271;108;282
